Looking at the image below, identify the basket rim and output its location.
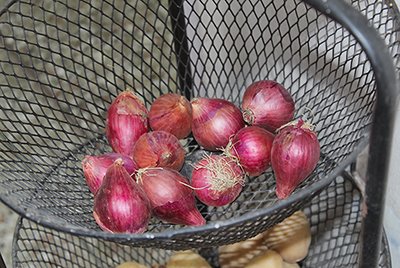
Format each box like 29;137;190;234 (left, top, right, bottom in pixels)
0;138;369;245
11;170;392;268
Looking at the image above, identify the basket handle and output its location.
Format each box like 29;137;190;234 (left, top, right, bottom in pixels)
302;0;399;267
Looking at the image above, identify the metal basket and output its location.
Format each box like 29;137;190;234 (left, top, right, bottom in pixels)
0;0;398;255
12;173;391;268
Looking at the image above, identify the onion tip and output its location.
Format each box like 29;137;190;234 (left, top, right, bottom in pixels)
242;109;255;125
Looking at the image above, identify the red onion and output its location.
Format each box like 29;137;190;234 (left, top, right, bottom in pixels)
191;154;245;207
149;93;192;139
241;80;295;132
271;119;320;199
136;168;206;226
106;91;149;157
226;126;274;177
93;159;151;233
191;98;245;151
82;153;138;194
132;131;185;170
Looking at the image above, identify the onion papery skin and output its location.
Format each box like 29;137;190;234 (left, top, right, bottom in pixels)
271;119;320;199
228;126;275;177
149;93;192;139
93;159;151;233
106;91;149;157
191;154;245;207
136;168;206;226
132;131;186;171
241;80;295;132
191;97;245;151
82;153;138;194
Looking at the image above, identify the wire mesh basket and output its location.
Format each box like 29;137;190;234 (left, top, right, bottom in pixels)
12;173;391;268
0;0;399;250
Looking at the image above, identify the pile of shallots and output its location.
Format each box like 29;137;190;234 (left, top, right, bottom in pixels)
82;80;320;234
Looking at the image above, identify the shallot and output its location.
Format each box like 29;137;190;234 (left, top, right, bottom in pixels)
271;119;320;199
166;251;212;268
241;80;295;132
226;126;274;177
106;91;149;157
82;153;137;194
149;93;192;139
93;159;151;233
191;97;245;151
136;168;206;226
244;250;284;268
191;154;245;207
263;211;311;263
132;131;185;170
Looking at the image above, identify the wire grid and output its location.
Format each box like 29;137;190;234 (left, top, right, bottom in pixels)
0;0;399;248
303;174;391;268
12;174;391;268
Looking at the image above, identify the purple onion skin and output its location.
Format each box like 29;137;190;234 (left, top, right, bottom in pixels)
152;193;205;226
271;119;320;199
229;126;274;177
242;80;295;132
132;131;185;171
93;159;151;233
191;155;244;207
191;98;245;151
149;93;192;139
106;91;149;157
136;168;206;226
82;153;138;194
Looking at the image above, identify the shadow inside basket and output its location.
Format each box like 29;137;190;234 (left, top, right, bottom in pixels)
8;130;340;250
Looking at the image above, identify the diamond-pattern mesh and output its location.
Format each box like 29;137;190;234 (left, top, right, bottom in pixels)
12;175;391;267
0;0;399;249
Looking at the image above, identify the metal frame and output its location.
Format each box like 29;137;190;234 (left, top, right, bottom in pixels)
292;0;399;267
169;0;193;100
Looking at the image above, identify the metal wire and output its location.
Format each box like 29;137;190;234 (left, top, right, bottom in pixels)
12;174;391;268
0;0;399;250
